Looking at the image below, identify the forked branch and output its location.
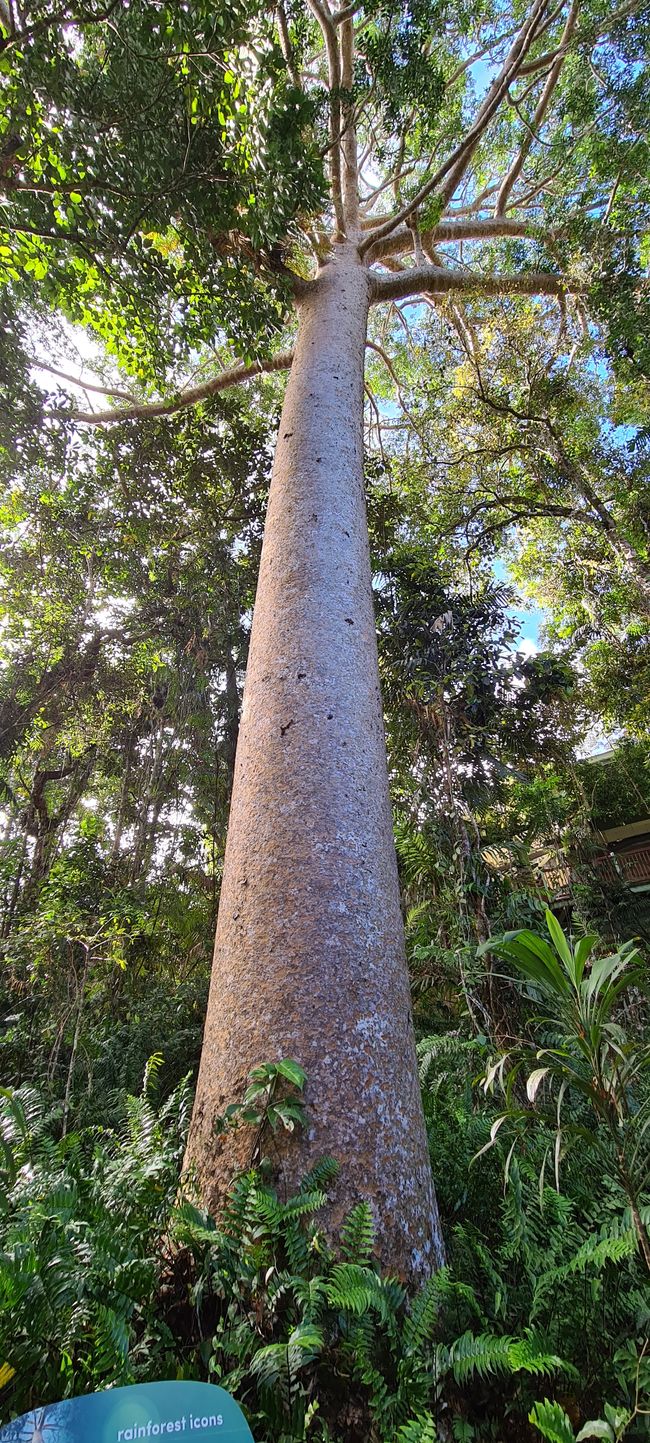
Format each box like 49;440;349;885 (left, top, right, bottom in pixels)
361;0;550;255
65;351;294;426
495;0;579;214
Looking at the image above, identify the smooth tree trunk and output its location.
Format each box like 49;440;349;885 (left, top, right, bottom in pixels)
184;246;444;1281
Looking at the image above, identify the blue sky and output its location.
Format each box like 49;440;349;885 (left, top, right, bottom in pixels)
493;559;545;653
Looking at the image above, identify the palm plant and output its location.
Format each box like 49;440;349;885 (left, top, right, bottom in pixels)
477;912;650;1270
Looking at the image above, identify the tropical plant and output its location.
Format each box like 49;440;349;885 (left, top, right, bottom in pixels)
478;911;650;1270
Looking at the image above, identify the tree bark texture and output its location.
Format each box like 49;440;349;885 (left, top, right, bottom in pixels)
184;247;444;1282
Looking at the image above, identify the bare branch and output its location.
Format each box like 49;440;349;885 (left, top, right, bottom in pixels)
364;382;389;466
306;0;345;237
517;0;645;74
28;357;136;403
360;0;550;255
495;0;579;215
276;2;301;88
464;501;584;555
365;338;428;445
437;0;551;208
368;216;544;262
448;302;480;363
334;0;364;23
370;263;577;305
360;161;416;216
445;23;521;86
448;182;502;216
340;15;359;230
64;351;294;426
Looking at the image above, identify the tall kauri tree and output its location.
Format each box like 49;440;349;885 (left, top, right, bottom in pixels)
2;0;648;1278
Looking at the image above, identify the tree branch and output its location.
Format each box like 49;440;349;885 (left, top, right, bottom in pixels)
306;0;345;237
340;14;359;230
368;216;544;262
333;1;364;24
29;357;136;403
63;351;294;426
517;0;645;75
276;2;301;88
437;0;551;209
0;0;121;54
370;264;577;305
495;0;579;215
360;0;549;255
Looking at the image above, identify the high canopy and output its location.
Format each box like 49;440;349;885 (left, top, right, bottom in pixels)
2;0;647;405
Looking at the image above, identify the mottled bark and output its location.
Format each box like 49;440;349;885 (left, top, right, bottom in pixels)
184;246;444;1282
223;648;240;784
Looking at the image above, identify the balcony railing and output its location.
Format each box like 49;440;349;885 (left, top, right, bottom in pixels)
593;845;650;887
539;844;650;896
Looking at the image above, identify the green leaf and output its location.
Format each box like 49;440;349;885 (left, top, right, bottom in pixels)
275;1058;306;1089
573;935;598;981
529;1398;576;1443
545;911;574;976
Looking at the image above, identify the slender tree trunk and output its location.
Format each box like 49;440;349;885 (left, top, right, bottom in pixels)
580;475;650;612
1;830;27;938
130;717;164;883
184;246;444;1281
62;941;91;1137
223;645;240;787
550;431;650;614
111;726;134;864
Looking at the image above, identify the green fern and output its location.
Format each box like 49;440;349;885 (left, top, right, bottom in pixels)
249;1321;324;1401
396;1414;439;1443
529;1398;576;1443
0;1068;191;1414
437;1329;573;1385
298;1156;340;1193
340;1202;376;1264
327;1262;405;1326
402;1274;440;1352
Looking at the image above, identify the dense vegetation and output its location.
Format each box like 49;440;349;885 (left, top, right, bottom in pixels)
0;368;648;1437
1;0;649;1438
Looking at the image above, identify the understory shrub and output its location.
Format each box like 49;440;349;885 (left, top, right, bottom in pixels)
0;1058;647;1443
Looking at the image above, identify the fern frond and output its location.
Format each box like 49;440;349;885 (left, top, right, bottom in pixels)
299;1157;340;1194
402;1275;440;1352
142;1052;164;1098
396;1414;439;1443
282;1188;328;1219
284;1218;310;1274
529;1398;576;1443
438;1329;572;1385
250;1322;323;1400
341;1203;375;1265
327;1263;405;1326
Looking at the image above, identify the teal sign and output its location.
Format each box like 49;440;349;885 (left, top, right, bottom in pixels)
0;1381;254;1443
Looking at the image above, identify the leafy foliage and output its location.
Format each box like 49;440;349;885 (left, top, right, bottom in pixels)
0;1068;192;1413
478;910;650;1269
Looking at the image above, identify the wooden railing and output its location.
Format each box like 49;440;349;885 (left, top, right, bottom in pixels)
538;844;650;896
593;845;650;887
